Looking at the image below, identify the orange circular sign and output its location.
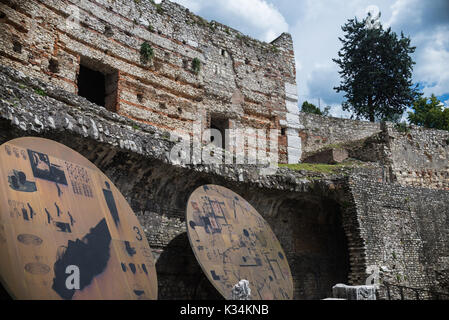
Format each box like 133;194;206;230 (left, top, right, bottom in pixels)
186;185;293;300
0;137;157;300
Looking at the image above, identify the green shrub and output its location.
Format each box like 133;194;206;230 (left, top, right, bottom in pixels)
192;58;201;74
395;121;411;133
140;42;154;64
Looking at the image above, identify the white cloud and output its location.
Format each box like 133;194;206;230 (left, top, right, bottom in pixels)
306;64;343;105
328;104;353;119
169;0;202;12
291;0;449;117
387;0;421;29
168;0;449;118
412;26;449;97
290;0;381;115
220;0;288;42
170;0;288;42
387;0;449;99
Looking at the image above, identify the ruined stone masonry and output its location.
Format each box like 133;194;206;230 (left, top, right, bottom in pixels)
0;0;448;300
0;0;300;163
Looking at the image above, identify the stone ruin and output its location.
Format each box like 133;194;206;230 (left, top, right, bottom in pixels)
0;0;448;300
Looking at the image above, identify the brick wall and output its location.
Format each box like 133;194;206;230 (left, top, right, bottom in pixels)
0;0;299;163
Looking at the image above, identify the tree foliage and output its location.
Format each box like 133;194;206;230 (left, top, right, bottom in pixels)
408;95;449;131
333;15;420;122
301;101;330;116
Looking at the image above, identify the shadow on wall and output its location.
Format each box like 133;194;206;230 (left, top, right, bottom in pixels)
0;283;12;300
155;232;223;300
271;197;350;300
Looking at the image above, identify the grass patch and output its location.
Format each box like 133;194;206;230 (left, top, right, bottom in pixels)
34;88;47;96
279;161;362;174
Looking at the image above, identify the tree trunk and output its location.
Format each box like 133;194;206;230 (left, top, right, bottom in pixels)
368;96;375;122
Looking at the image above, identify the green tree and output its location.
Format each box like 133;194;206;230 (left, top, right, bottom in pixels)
333;14;420;122
301;101;330;116
408;95;449;131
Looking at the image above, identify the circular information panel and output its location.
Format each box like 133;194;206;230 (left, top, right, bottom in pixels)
0;138;157;300
186;185;293;300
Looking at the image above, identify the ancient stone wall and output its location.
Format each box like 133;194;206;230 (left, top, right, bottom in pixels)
298;112;382;156
384;123;449;190
0;0;300;163
349;174;449;298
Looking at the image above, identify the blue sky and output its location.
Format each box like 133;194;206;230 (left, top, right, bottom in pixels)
160;0;449;119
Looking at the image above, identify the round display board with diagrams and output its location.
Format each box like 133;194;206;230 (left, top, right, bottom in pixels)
0;137;157;300
186;185;293;300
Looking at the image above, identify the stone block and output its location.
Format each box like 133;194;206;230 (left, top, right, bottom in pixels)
285;83;298;101
332;284;376;300
286;99;299;115
286;113;300;126
303;148;349;164
287;134;302;149
288;146;302;164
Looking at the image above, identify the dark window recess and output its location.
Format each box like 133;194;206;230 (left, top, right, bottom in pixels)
210;116;229;149
137;93;144;103
281;128;286;136
49;59;59;74
12;40;22;53
77;62;118;112
104;25;114;37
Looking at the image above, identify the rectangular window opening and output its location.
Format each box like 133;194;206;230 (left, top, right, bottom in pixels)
210;115;229;150
77;58;118;112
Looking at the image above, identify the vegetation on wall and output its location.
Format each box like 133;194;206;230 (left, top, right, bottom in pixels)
149;0;164;14
34;88;47;96
192;58;201;75
140;42;155;64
